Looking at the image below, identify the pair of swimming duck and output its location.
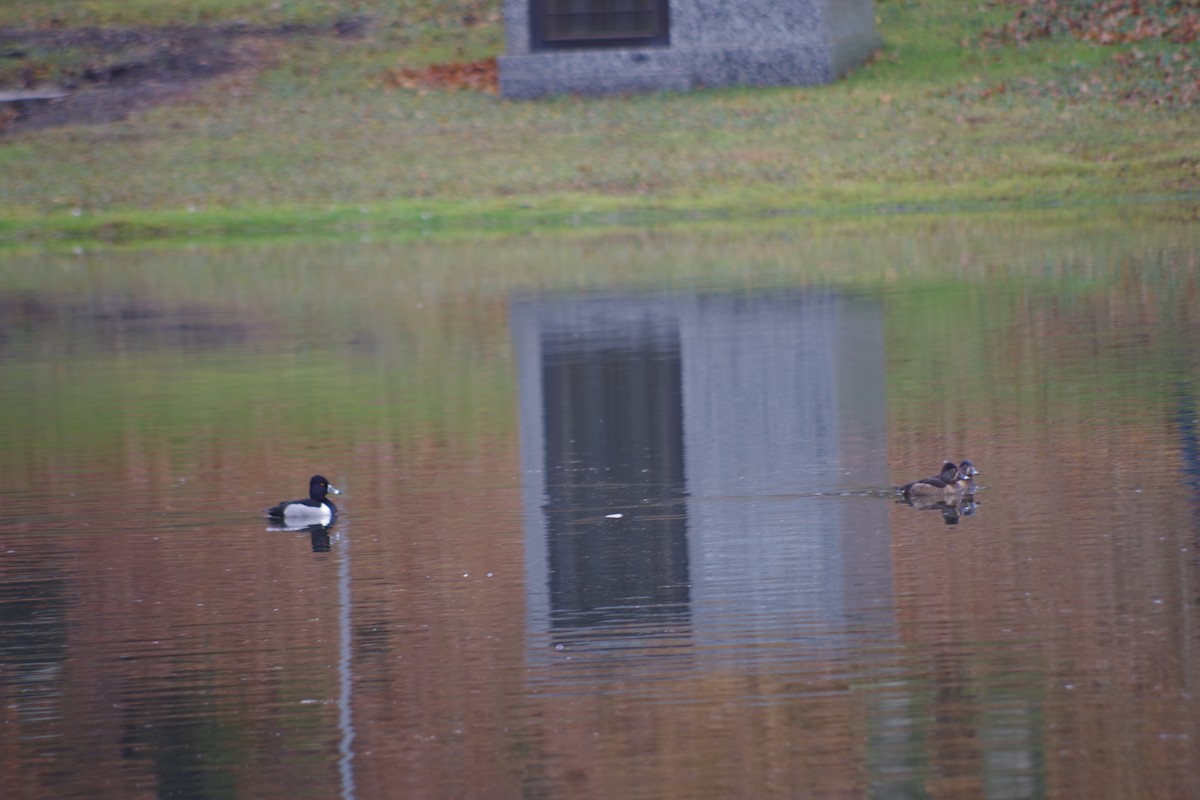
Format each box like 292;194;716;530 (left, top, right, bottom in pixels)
897;460;979;498
265;474;342;524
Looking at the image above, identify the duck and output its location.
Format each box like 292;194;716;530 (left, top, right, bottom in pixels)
956;460;980;489
265;475;342;523
897;461;964;498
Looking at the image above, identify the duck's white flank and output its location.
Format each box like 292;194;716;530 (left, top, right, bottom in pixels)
283;503;333;523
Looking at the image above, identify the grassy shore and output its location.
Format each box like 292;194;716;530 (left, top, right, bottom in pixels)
0;0;1197;247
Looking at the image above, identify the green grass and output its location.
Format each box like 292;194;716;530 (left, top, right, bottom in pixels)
0;0;1197;247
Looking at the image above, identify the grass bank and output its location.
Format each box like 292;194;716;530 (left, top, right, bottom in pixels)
1;0;1197;248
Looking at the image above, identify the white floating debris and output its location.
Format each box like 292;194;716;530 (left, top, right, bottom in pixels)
605;513;624;519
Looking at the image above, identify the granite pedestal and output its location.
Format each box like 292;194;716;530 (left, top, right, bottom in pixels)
499;0;882;99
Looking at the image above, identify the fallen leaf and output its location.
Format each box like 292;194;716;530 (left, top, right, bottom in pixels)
379;57;498;94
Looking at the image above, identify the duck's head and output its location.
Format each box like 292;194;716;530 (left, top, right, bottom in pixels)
957;460;980;479
937;461;960;483
309;474;342;500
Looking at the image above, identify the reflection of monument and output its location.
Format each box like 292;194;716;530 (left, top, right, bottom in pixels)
512;290;891;653
679;292;890;653
538;306;690;633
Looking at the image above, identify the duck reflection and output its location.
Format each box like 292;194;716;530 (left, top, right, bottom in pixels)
896;493;979;525
266;521;335;552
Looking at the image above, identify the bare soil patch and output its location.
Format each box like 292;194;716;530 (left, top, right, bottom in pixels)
0;21;363;132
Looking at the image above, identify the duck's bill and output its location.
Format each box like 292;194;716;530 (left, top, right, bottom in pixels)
328;484;343;495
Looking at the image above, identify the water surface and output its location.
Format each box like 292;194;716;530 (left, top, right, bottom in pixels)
2;208;1199;799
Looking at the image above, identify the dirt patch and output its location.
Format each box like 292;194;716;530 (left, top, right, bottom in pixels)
0;21;363;132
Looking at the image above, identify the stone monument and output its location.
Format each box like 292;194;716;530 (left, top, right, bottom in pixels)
499;0;882;99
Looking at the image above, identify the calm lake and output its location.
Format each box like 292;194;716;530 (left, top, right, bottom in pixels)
2;207;1199;799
